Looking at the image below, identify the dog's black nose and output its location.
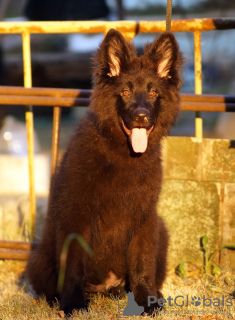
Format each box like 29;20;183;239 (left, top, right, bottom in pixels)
133;108;150;127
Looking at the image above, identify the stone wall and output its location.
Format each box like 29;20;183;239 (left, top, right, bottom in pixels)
159;137;235;269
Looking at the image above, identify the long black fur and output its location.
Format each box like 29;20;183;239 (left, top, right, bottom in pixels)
26;29;183;315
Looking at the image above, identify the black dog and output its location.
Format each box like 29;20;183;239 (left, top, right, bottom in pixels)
27;29;183;315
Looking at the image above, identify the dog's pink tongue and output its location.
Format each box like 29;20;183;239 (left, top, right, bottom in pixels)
131;128;148;153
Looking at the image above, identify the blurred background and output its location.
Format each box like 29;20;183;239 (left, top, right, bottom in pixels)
0;0;235;153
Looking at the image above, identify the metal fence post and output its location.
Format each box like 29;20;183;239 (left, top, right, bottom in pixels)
22;31;36;240
194;30;203;139
50;106;62;179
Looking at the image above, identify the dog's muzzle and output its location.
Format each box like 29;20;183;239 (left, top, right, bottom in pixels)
121;108;154;154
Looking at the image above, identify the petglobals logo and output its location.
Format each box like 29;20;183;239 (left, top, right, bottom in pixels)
148;295;233;308
115;292;234;318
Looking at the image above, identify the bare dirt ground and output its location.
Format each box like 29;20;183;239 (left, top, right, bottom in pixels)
0;260;234;320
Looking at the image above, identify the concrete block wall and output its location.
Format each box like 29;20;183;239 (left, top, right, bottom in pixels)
159;137;235;269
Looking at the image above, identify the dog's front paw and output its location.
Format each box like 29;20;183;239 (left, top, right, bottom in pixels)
61;303;88;317
143;291;164;316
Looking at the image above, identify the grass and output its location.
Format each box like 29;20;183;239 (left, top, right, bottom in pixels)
0;260;234;319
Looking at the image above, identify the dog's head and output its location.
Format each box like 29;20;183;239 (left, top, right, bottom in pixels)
92;29;183;154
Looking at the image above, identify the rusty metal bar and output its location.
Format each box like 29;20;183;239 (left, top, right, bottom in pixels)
0;18;234;35
0;86;91;98
194;31;202;95
0;20;137;40
1;86;235;104
0;241;38;260
1;95;235;111
22;31;36;241
0;249;30;260
181;102;235;112
165;0;172;32
194;30;203;139
1;87;235;111
0;240;38;251
181;94;235;103
139;18;235;33
51;107;62;178
0;95;90;107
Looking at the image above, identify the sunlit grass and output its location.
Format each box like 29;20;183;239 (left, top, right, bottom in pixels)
0;260;234;319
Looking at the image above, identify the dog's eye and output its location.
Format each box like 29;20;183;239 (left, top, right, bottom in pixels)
149;90;158;98
123;90;131;96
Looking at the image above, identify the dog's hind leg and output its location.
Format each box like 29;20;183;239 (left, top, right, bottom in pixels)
27;248;58;303
60;281;87;316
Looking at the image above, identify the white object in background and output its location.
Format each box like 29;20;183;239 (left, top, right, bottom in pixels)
0;116;40;155
67;34;104;53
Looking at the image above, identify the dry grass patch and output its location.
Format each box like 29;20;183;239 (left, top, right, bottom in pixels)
0;260;234;319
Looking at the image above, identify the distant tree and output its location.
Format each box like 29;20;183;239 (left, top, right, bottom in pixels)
198;0;235;10
23;0;110;21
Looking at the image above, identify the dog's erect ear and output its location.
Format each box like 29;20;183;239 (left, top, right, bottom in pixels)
145;32;183;80
97;29;133;77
